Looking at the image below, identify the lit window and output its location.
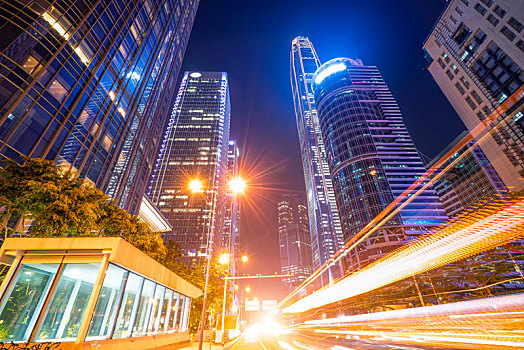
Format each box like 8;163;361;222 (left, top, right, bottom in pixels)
49;78;68;102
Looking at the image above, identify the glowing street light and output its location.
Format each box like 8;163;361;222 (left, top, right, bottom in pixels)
245;286;251;293
241;255;248;263
188;178;203;193
219;253;230;265
228;176;246;195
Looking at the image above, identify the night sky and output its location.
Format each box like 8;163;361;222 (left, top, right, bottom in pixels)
178;0;465;300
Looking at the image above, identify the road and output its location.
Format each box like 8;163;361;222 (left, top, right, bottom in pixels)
226;328;459;350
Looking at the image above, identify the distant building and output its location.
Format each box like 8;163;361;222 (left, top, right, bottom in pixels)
149;72;231;263
312;58;448;271
0;0;199;215
290;37;344;281
278;193;314;292
428;131;507;217
423;0;524;190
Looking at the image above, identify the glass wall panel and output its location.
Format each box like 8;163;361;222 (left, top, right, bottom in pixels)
36;263;101;342
86;264;126;340
147;285;165;334
0;263;59;342
132;279;155;337
168;292;180;331
112;273;143;339
175;294;184;331
159;289;172;333
180;296;190;332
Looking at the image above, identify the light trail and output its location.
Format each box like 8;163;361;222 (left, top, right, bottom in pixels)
278;85;524;309
297;293;524;349
282;196;524;313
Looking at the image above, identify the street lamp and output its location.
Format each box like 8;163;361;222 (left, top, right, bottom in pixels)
245;286;251;293
219;253;230;265
189;178;203;193
228;176;246;195
241;255;248;263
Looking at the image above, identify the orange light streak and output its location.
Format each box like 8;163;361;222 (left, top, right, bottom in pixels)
282;197;524;313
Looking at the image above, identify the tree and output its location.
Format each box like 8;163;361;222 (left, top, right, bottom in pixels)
0;158;165;261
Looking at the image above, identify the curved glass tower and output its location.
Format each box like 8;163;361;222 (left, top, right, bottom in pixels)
312;58;448;271
290;37;344;280
0;0;199;214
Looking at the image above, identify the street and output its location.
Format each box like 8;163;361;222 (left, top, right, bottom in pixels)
225;328;461;350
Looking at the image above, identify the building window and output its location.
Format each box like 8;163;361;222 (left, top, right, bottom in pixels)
442;52;451;63
465;96;477;110
49;78;68;102
471;90;483;104
455;82;466;95
508;17;524;33
453;23;472;46
476;111;486;121
450;15;458;24
451;63;459;74
479;0;493;7
455;6;464;15
446;69;455;80
517;40;524;54
500;26;517;41
487;14;499;26
0;263;60;342
474;3;487;16
460;0;469;5
86;264;126;340
112;273;144;338
35;263;102;342
437;58;446;68
493;5;506;18
460;76;471;89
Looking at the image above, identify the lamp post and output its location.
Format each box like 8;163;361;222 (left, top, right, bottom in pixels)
196;176;245;350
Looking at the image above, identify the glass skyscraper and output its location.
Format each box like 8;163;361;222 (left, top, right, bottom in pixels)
278;193;313;292
149;71;230;262
312;58;448;271
0;0;199;214
290;37;344;278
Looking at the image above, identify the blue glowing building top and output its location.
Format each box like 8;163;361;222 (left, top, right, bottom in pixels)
312;58;448;271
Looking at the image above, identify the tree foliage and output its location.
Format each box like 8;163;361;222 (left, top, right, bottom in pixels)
0;158;164;261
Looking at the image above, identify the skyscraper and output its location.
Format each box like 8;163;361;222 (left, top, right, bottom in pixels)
0;0;199;215
428;131;507;218
423;0;524;190
149;71;230;262
223;139;241;275
290;37;344;278
278;193;314;292
312;58;448;271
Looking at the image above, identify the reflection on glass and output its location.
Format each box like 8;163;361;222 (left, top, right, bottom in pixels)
86;264;125;340
175;294;184;331
36;263;100;341
147;285;165;334
0;263;59;342
159;289;173;333
180;296;190;332
169;292;180;331
132;280;155;337
112;273;143;339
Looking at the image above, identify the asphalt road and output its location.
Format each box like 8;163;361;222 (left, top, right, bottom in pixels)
226;328;460;350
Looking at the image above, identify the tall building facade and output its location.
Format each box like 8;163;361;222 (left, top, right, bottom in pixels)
428;131;507;217
312;58;448;271
223;139;240;275
278;193;314;292
0;0;199;215
423;0;524;191
290;37;344;278
149;71;230;261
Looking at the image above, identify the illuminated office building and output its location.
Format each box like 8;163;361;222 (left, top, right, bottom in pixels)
278;193;314;292
290;37;344;279
223;139;241;275
312;58;448;271
149;72;230;262
423;0;524;190
0;0;199;214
